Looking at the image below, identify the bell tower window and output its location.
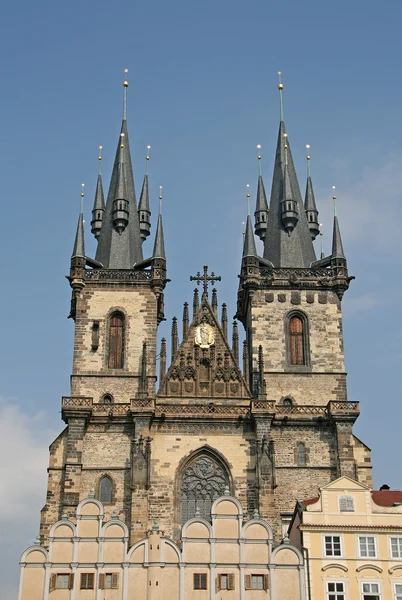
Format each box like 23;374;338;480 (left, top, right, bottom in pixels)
286;311;310;368
108;312;124;369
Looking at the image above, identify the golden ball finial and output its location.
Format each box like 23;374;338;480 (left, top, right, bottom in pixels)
81;183;85;197
146;144;151;160
277;71;284;90
257;144;262;160
278;83;284;90
159;185;163;200
123;68;129;87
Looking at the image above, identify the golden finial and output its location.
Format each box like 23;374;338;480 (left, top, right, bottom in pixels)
306;144;311;177
332;186;337;216
146;145;151;174
256;144;262;176
98;145;103;174
120;132;125;148
80;183;85;213
123;68;128;119
246;184;251;215
278;71;284;121
159;186;163;214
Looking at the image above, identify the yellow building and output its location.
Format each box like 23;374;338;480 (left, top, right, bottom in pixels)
19;493;306;600
289;476;402;600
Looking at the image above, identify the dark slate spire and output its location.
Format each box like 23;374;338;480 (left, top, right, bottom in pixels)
243;214;258;258
152;190;166;259
263;79;316;267
254;148;269;241
138;148;151;241
95;73;143;269
72;185;85;259
331;197;346;259
304;150;320;240
280;145;299;233
91;148;106;240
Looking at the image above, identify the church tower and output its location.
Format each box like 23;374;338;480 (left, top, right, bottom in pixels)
38;73;372;553
236;76;372;534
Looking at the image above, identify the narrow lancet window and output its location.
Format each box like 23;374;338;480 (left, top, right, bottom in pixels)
297;443;306;466
99;476;112;503
289;315;305;365
108;313;124;369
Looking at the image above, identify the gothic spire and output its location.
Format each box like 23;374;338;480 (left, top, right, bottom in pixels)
72;185;85;259
263;75;316;267
254;146;269;241
331;195;346;259
304;147;320;240
91;147;106;240
95;70;143;268
138;146;151;241
243;214;258;258
152;188;166;259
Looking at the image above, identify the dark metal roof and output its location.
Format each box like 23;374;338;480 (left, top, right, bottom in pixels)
263;121;317;267
152;214;166;259
304;176;317;213
255;174;268;213
95;120;143;268
138;173;150;212
243;214;257;258
71;211;85;258
92;173;105;211
332;215;345;259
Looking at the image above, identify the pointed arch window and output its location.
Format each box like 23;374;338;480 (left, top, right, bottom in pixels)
289;316;304;365
297;443;306;466
180;454;229;525
99;476;112;504
108;312;124;369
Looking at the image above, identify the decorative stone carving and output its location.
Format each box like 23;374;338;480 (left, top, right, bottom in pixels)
131;436;151;488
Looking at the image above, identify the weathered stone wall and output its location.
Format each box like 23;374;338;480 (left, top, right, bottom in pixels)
71;283;158;401
248;289;346;405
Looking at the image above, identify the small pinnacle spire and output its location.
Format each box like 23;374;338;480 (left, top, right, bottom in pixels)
72;185;86;258
232;321;239;365
254;147;269;241
159;338;167;386
152;189;166;259
138;147;151;241
171;317;178;361
193;288;199;320
258;345;264;389
304;145;320;240
221;303;228;340
91;149;106;240
331;193;345;259
243;214;258;258
211;288;218;316
278;71;284;121
123;68;128;120
243;340;249;387
183;302;189;339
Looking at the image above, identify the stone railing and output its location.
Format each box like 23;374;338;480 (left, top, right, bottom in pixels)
92;403;131;415
276;405;327;417
259;266;333;279
155;403;249;418
84;269;152;282
252;400;276;412
131;398;155;410
62;396;93;408
327;401;360;416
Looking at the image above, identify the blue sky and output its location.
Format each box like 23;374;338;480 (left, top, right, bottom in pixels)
1;0;402;596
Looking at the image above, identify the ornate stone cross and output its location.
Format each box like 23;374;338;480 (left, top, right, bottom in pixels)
190;266;221;296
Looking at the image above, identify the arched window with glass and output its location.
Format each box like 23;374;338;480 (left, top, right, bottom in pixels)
297;443;306;466
287;312;310;367
108;312;125;369
99;476;112;504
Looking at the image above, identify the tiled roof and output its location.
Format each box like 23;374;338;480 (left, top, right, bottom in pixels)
372;490;402;506
302;497;319;506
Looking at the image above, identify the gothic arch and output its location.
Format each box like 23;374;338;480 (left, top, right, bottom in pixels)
173;445;233;540
284;309;311;369
105;307;128;370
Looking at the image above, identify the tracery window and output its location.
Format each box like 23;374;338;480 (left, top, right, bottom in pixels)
108;312;124;369
181;455;229;525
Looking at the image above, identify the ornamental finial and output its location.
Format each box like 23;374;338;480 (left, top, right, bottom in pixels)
306;144;311;177
277;71;284;121
123;68;128;120
256;144;262;176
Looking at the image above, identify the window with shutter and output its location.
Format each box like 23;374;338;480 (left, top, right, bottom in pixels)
108;313;124;369
56;574;69;589
98;573;105;589
49;574;56;592
111;573;119;589
289;316;305;365
228;574;235;590
68;574;74;590
244;574;252;590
